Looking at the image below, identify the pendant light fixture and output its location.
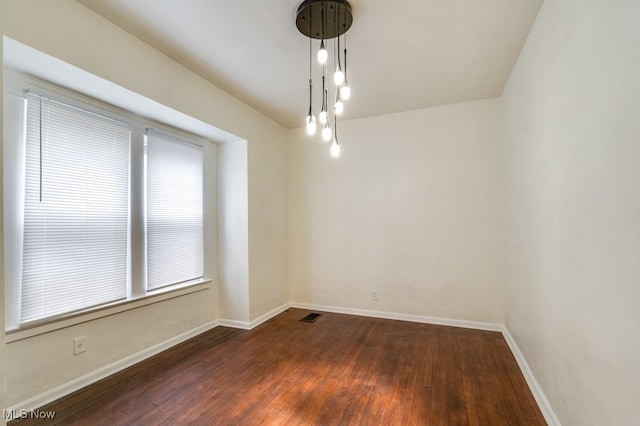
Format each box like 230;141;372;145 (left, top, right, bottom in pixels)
317;6;328;64
296;0;353;157
340;34;351;100
319;76;328;124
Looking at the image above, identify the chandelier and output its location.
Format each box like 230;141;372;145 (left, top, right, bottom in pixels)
296;0;353;157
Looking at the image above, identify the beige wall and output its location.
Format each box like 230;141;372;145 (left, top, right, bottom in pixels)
501;0;640;424
289;99;504;323
248;132;289;320
218;141;250;321
0;0;288;409
0;33;5;421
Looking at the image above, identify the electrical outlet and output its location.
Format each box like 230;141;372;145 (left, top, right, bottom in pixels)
371;290;379;301
74;336;86;355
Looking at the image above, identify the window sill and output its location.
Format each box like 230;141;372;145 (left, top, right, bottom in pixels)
5;280;213;343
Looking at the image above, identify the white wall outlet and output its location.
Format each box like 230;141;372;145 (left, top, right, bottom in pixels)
74;336;86;355
371;290;379;301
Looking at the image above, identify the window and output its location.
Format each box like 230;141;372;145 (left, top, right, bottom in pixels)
5;80;209;328
21;93;130;323
146;130;204;290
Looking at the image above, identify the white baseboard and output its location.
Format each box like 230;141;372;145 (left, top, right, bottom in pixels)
218;319;251;329
501;327;561;426
290;302;503;332
249;303;291;329
8;319;220;414
218;303;290;330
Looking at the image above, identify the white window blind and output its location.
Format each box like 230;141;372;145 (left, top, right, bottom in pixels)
21;93;130;323
146;130;204;291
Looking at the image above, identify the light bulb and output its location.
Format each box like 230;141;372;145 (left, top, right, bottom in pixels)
334;99;344;115
322;124;332;142
319;110;328;124
317;41;328;64
331;139;341;157
306;114;316;135
340;85;351;100
334;67;345;86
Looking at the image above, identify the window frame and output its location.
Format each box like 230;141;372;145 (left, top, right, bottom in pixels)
4;71;214;333
19;92;132;322
145;128;205;292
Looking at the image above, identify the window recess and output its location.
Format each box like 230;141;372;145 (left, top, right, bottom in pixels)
3;77;211;330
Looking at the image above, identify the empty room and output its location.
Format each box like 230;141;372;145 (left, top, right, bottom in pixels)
1;0;639;424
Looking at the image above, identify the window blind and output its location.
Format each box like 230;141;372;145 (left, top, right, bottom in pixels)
21;93;130;323
146;130;204;291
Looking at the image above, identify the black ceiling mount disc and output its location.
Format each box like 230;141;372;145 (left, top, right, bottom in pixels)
296;0;353;40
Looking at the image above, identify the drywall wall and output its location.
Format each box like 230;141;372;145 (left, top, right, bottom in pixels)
218;141;250;322
0;0;288;408
501;0;640;424
289;99;504;323
0;36;5;423
248;131;289;320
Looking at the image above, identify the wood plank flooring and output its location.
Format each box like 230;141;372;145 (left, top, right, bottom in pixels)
10;309;546;425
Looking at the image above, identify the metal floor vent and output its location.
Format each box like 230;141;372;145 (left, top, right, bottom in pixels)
299;313;322;323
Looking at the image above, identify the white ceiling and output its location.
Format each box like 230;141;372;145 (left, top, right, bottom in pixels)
77;0;544;129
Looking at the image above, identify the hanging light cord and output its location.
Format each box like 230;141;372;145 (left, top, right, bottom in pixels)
337;15;342;71
344;30;348;82
308;37;313;116
322;74;327;113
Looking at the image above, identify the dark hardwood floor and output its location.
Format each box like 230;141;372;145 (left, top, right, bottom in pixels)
11;309;546;425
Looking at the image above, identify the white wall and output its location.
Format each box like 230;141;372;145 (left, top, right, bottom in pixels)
0;0;288;409
289;99;504;323
248;122;289;321
218;141;250;322
0;35;5;421
501;0;640;424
